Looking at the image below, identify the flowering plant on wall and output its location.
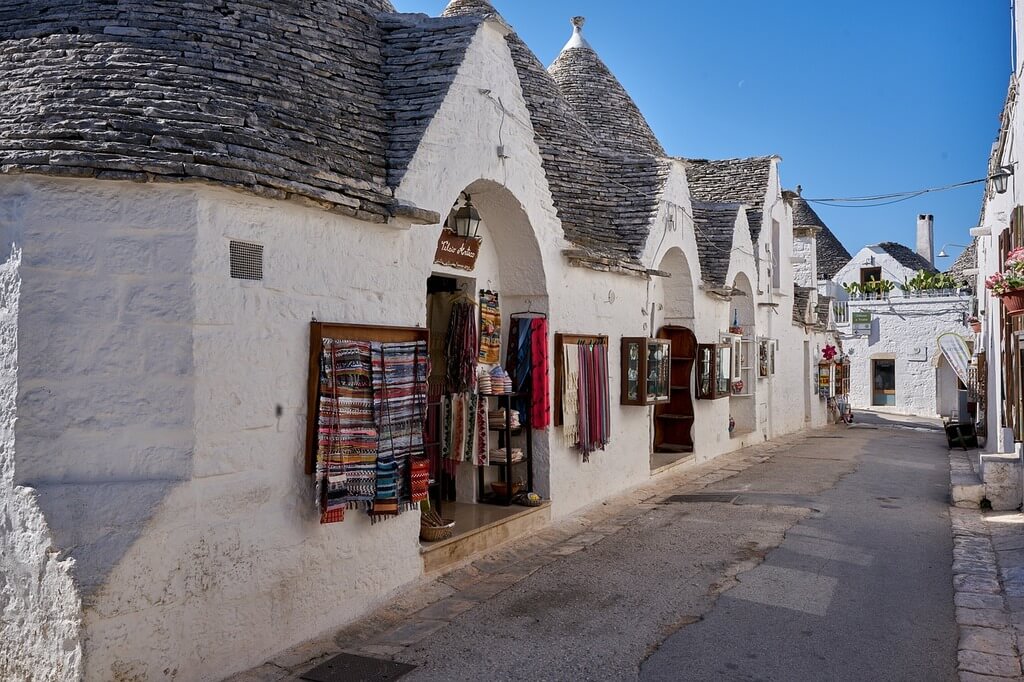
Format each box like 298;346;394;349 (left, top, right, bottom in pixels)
986;248;1024;295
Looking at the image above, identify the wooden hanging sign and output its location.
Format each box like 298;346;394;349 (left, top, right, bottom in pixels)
433;229;481;271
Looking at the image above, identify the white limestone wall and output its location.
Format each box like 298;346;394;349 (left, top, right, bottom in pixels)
0;185;82;681
842;296;971;417
792;235;814;287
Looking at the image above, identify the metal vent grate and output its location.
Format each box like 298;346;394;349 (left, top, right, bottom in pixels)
229;240;263;281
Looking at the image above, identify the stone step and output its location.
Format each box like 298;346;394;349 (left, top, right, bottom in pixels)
420;502;551;574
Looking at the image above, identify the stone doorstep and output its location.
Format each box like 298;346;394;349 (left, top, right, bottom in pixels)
420;502;552;574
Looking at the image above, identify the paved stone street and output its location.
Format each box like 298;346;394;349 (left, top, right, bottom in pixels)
233;416;970;682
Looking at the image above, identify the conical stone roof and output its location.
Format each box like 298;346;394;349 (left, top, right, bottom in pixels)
440;1;670;266
791;195;827;231
548;18;665;157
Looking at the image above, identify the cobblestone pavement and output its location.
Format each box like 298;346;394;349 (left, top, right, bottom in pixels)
948;452;1024;682
227;421;957;682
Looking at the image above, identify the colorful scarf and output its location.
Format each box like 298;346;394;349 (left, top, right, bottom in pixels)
370;340;428;520
442;392;488;466
479;290;501;364
576;341;610;460
445;300;478;394
529;319;550;429
317;340;378;524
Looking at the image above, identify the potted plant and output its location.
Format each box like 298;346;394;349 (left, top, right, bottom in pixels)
968;316;982;333
985;247;1024;314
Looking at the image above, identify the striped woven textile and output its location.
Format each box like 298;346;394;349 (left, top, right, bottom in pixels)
317;340;377;524
371;341;429;519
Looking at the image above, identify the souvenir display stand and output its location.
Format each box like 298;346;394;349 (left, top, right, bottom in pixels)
305;321;429;475
477;390;534;506
653;326;695;454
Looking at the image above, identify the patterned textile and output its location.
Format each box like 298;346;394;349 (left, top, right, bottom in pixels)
577;341;610;461
316;340;377;525
506;316;550;430
445;300;478;394
410;457;430;503
479;290;501;364
529;318;551;429
370;340;429;520
561;340;610;461
442;392;488;466
562;344;580;448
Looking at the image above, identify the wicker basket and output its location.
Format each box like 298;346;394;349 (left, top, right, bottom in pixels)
420;520;455;542
420;507;455;542
491;481;524;497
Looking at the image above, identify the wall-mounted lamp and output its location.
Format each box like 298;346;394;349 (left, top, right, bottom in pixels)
992;165;1015;195
452;194;482;238
937;243;969;258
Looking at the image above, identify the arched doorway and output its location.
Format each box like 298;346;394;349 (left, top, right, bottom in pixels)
729;272;756;435
651;248;697;472
422;180;550;541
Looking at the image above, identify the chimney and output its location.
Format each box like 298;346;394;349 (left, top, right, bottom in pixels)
916;214;934;266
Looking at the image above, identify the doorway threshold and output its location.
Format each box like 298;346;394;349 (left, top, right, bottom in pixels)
650;450;696;477
420;501;551;573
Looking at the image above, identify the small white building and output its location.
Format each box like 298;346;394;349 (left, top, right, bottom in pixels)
828;215;973;417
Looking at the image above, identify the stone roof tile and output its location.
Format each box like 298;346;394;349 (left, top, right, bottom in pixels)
0;0;401;221
548;19;665;157
684;157;773;241
380;13;483;188
877;242;939;275
693;201;741;288
793;285;814;325
442;0;670;266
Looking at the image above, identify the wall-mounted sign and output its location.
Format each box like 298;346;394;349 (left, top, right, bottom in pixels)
851;311;872;336
433;229;481;271
937;333;971;386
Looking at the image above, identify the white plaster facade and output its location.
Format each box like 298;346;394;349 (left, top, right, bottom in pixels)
839;296;971;417
829;245;972;417
0;13;840;682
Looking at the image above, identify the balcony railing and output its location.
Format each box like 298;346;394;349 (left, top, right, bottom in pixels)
833;300;850;325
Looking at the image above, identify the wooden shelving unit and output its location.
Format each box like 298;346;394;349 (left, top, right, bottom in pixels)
654;326;697;454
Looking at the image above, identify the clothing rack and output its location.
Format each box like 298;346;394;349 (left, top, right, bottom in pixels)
553;333;608;427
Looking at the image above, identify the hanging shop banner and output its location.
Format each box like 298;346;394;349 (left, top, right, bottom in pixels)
937;333;971;386
433;229;481;271
851;312;872;336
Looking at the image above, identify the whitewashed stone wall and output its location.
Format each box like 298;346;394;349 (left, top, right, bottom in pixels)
0;186;82;681
792;235;814;287
842;296;971;416
833;245;919;290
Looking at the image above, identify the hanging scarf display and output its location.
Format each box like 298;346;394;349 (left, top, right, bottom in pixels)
316;340;377;524
479;290;501;364
529;318;550;429
505;315;549;429
445;300;478;394
370;340;429;521
561;339;610;461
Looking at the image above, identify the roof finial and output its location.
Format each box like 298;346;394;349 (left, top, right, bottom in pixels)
561;15;592;52
796;184;803;196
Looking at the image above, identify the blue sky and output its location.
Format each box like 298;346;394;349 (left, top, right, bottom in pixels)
393;1;1010;265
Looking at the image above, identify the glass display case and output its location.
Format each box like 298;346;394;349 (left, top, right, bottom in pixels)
696;343;732;400
620;337;672;406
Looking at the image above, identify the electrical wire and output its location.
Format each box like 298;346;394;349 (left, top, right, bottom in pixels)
805;178;986;208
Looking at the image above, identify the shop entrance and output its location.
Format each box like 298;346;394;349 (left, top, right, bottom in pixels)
872;359;896;406
419;184;551;563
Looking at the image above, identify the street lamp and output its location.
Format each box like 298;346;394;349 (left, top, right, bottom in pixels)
936;243;969;258
991;165;1015;195
452;194;482;239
